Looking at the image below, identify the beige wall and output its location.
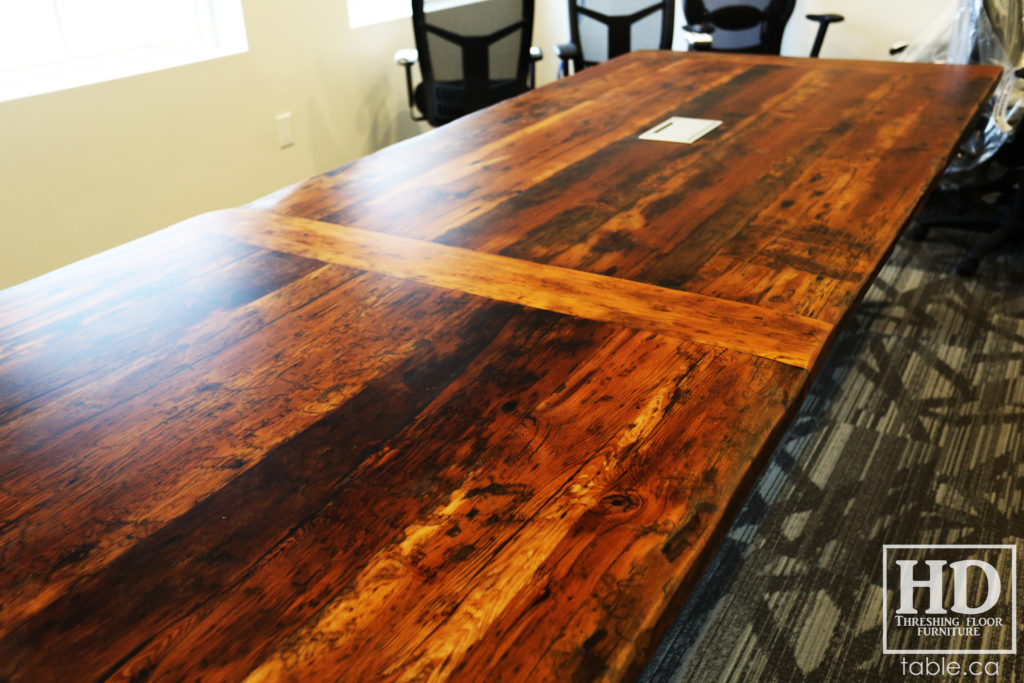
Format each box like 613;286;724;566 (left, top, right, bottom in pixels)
0;0;948;289
0;0;435;289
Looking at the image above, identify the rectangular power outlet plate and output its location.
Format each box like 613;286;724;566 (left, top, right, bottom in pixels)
276;112;294;148
638;117;722;144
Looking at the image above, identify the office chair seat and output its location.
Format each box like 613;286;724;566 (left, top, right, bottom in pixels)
415;79;523;126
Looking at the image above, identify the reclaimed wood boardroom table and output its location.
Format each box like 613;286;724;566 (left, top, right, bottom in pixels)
0;52;1000;681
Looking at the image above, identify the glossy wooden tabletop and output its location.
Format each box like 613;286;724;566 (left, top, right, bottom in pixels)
254;51;1000;326
0;52;1000;682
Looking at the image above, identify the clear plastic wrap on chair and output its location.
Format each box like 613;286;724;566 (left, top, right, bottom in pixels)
898;0;1024;186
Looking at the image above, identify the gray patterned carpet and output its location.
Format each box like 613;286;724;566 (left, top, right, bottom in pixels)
642;225;1024;682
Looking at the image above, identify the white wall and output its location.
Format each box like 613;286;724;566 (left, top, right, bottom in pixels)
777;0;959;59
536;1;571;82
0;0;955;290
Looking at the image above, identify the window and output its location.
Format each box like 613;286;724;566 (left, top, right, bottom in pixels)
0;0;248;103
347;0;487;29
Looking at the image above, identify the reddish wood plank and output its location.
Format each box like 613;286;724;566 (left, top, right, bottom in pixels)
200;208;833;369
253;52;1000;324
0;266;516;633
0;209;810;682
0;242;320;418
0;285;806;682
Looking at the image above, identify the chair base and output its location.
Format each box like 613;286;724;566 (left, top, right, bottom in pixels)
911;183;1023;276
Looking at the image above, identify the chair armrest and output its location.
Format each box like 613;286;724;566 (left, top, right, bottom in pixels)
528;46;543;89
806;13;844;24
805;13;844;58
393;49;425;122
682;24;714;52
394;48;419;66
553;42;578;61
554;42;578;78
889;42;909;56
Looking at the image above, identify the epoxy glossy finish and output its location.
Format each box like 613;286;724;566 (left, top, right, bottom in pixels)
0;52;1000;681
255;52;1000;325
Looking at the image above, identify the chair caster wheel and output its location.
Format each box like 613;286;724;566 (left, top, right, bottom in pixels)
909;223;930;241
955;256;979;276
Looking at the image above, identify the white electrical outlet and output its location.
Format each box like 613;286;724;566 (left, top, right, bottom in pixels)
276;112;294;148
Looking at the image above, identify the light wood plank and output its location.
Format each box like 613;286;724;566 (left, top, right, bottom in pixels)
203;208;834;369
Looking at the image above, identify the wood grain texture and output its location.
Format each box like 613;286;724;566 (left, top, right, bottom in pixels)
251;51;1000;325
0;51;1000;682
0;227;808;682
201;208;833;369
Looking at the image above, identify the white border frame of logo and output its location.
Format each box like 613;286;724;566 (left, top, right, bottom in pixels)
882;544;1018;655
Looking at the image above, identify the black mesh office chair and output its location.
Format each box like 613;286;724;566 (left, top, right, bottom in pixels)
681;0;843;57
554;0;675;77
394;0;542;127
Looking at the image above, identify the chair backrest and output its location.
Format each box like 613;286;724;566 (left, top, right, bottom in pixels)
683;0;795;55
567;0;675;72
412;0;534;126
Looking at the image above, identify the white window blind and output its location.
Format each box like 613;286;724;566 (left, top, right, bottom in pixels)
347;0;487;29
0;0;248;102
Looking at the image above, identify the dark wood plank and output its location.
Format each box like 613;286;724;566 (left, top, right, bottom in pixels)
0;264;504;633
0;269;807;682
0;238;321;419
251;51;1000;324
202;208;833;369
0;212;810;680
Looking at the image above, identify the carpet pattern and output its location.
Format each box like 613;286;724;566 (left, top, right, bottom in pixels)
642;226;1024;682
